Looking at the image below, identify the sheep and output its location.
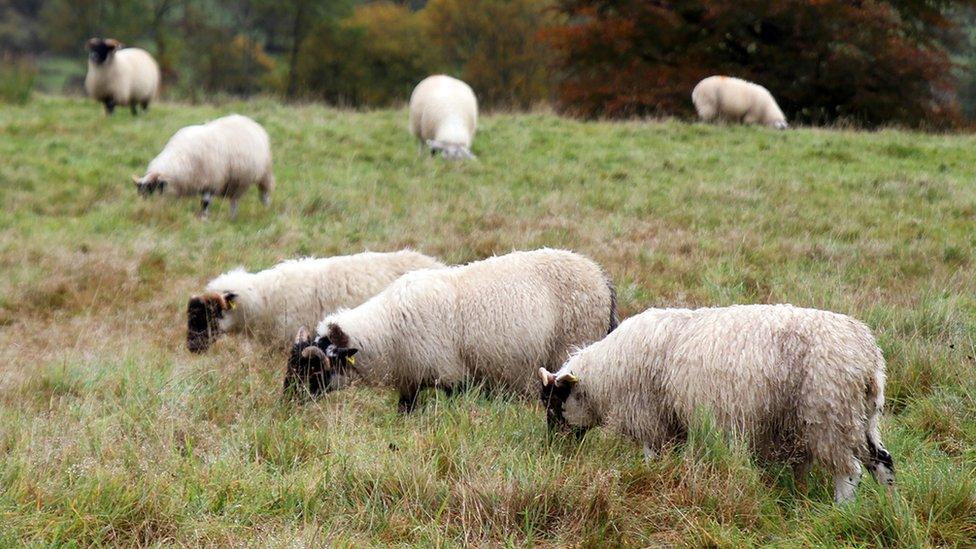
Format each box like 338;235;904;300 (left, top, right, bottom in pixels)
186;250;444;353
85;38;161;116
285;248;618;411
538;304;894;503
132;114;275;218
409;74;478;160
692;76;789;129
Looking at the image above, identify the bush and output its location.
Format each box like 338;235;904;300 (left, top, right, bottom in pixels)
424;0;558;110
198;34;276;96
0;56;36;104
294;2;436;106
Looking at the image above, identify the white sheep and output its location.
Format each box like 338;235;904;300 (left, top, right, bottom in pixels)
409;74;478;160
133;114;274;218
692;76;789;129
538;304;894;503
286;248;618;410
85;38;161;116
186;250;444;353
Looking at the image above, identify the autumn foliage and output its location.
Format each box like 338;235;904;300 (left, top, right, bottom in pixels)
546;1;975;127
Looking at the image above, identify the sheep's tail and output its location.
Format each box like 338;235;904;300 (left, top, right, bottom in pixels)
864;356;895;487
606;277;619;334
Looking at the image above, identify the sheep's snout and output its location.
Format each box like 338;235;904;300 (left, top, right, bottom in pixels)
87;38;119;65
426;140;475;161
133;174;166;197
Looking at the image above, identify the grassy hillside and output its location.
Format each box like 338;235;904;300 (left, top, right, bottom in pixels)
1;95;974;546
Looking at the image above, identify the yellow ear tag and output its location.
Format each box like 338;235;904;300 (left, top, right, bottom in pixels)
347;356;356;366
227;301;236;310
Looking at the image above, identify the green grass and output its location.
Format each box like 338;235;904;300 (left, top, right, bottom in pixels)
1;95;975;546
0;58;37;105
35;56;86;96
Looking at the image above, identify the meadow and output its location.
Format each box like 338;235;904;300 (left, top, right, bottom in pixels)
0;95;974;546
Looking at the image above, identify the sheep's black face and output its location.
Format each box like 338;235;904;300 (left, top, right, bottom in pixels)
135;174;167;197
540;380;574;431
284;338;332;400
538;368;589;438
186;292;234;353
87;38;119;65
426;140;475;161
284;332;361;401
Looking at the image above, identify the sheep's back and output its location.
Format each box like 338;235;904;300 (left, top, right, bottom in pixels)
152;115;271;196
590;305;880;438
251;252;443;342
409;75;477;144
453;249;611;391
115;48;160;101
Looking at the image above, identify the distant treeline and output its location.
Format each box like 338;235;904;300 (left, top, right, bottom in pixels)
3;0;976;127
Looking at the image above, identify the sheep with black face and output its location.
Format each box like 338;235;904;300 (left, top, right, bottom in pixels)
133;114;275;218
538;304;894;504
285;249;618;411
85;38;160;115
187;250;443;353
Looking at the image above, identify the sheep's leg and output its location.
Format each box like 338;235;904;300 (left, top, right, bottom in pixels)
197;192;213;219
258;174;274;207
103;99;116;115
141;100;149;111
865;421;895;489
397;388;420;414
228;199;239;220
833;459;862;503
793;456;813;493
130;102;139;116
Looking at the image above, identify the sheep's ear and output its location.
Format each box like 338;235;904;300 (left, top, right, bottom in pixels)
87;38;98;50
295;326;310;344
105;38;121;49
132;175;141;186
327;345;359;372
538;367;556;387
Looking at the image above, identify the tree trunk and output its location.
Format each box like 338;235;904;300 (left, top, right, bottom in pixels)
286;0;308;99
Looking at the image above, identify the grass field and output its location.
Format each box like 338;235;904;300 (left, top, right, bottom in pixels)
1;95;974;546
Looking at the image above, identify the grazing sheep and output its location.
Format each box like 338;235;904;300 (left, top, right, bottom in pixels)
285;249;618;411
85;38;161;116
409;74;478;160
692;76;789;129
538;304;894;503
133;114;274;218
186;250;444;353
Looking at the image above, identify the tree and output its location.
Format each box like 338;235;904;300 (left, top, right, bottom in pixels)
424;0;558;109
546;0;976;127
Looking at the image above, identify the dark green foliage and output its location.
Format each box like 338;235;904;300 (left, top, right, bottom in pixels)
0;55;36;104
